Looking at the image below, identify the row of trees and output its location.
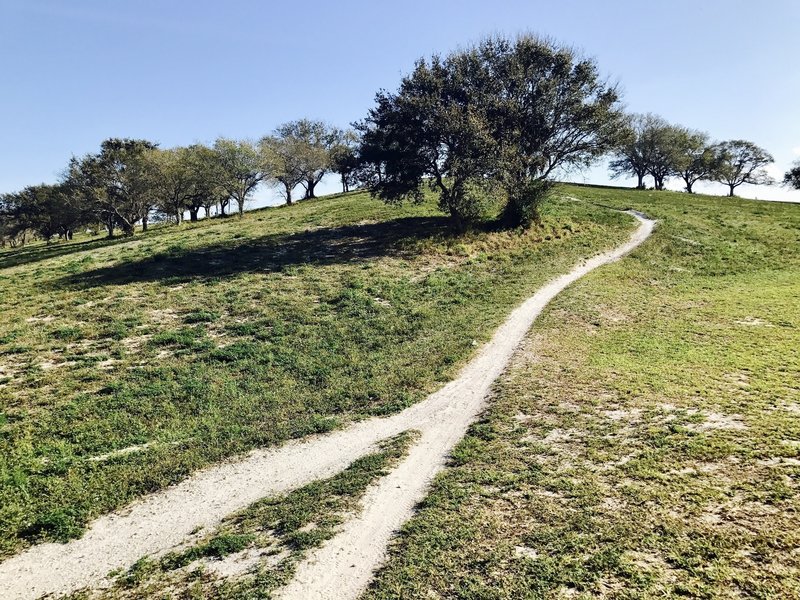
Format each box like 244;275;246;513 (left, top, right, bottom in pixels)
609;113;776;196
2;34;795;245
0;120;361;245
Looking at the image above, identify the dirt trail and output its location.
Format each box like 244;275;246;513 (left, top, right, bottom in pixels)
0;212;654;600
276;212;654;599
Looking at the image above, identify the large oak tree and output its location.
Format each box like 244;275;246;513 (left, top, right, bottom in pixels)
357;34;624;230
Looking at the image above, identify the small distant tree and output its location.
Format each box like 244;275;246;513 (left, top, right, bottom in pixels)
712;140;774;197
671;129;716;193
641;119;684;191
259;135;306;204
330;129;361;193
272;119;336;199
145;145;226;224
184;144;227;221
0;183;88;244
784;160;800;190
610;114;695;191
67;138;158;237
212;138;264;216
144;148;192;225
609;114;652;189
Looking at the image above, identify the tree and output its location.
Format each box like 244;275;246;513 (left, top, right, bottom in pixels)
357;50;500;231
640;118;683;191
212;138;264;216
0;189;38;245
487;35;625;225
784;160;800;190
671;129;716;193
184;144;228;221
712;140;774;197
272;119;336;199
144;145;225;224
609;114;652;189
0;183;88;244
259;135;306;205
610;114;698;191
66;138;158;237
609;113;681;190
357;34;624;230
329;129;361;193
143;148;192;226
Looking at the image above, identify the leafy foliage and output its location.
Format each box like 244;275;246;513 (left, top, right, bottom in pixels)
711;140;774;197
67;138;159;237
357;34;624;230
211;138;265;216
783;159;800;190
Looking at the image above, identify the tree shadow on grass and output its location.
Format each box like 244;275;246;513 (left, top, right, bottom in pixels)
0;221;209;271
57;216;454;288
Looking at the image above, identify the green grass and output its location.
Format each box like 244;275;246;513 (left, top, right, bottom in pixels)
364;187;800;599
0;187;634;558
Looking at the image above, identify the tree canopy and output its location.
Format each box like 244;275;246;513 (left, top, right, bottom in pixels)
711;140;774;197
67;138;158;237
358;34;625;230
212;138;265;216
0;33;787;246
783;160;800;190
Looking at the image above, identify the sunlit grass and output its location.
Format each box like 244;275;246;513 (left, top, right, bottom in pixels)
365;187;800;599
0;187;633;558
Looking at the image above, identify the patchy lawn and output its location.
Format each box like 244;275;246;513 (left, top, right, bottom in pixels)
365;187;800;599
0;188;634;558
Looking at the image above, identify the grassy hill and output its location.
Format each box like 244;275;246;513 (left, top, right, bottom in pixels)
0;187;635;558
365;187;800;599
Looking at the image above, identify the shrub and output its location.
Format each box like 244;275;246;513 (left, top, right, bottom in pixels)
502;180;554;228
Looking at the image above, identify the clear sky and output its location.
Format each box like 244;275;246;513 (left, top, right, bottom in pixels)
2;0;799;204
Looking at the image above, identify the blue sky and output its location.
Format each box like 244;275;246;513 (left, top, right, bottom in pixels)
2;0;799;204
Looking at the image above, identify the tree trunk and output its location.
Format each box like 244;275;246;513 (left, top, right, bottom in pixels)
637;173;645;189
238;196;245;216
284;183;293;205
341;175;347;193
189;208;199;222
729;184;736;197
220;201;227;217
684;177;694;194
142;213;149;231
305;178;316;199
450;211;466;233
106;218;115;238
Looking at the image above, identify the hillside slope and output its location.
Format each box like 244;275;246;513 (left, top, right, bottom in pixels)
365;187;800;598
0;188;634;559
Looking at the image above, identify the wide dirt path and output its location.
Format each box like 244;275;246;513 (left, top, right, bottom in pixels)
0;212;654;600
